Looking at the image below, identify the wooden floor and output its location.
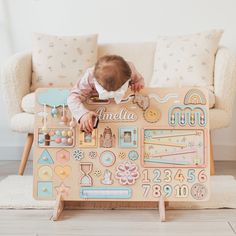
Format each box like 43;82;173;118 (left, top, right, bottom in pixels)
0;160;236;236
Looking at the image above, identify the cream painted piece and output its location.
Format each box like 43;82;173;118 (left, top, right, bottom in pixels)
33;87;210;220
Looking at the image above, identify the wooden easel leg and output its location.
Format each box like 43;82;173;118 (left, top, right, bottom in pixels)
18;133;34;175
52;194;64;221
210;133;215;176
158;195;166;222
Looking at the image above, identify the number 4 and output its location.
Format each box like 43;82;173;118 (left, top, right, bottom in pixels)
174;169;185;182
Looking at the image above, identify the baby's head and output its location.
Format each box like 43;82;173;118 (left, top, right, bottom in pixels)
94;55;131;91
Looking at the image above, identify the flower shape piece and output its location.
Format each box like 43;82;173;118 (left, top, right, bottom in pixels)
115;161;140;185
73;149;84;161
89;151;97;159
144;130;152;140
93;170;102;177
128;150;139;161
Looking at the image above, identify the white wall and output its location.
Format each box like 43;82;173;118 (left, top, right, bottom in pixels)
0;0;236;160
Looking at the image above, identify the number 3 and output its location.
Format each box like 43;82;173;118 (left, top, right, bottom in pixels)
164;169;172;182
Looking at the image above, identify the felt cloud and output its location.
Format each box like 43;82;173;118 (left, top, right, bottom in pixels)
38;88;70;107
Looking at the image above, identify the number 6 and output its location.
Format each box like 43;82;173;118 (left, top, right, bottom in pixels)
198;170;207;183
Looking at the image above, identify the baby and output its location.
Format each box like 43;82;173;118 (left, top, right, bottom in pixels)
67;55;144;133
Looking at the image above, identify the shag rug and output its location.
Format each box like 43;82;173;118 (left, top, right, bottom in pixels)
0;175;236;209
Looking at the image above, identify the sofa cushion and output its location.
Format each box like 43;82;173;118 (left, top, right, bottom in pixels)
150;30;223;91
21;92;35;114
31;33;98;91
11;113;35;133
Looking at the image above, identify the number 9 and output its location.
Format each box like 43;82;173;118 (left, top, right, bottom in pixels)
163;184;172;197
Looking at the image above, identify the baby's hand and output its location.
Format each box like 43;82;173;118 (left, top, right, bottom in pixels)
79;111;97;133
130;77;145;92
128;62;145;92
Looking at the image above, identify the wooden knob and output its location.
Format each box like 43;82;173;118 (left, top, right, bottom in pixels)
42;187;48;192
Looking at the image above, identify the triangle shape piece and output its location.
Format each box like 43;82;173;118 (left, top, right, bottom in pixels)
38;149;54;164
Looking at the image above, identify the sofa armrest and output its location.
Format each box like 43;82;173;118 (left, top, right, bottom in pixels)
214;47;236;121
1;52;32;118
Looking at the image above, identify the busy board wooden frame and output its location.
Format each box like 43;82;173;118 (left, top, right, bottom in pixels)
33;87;210;221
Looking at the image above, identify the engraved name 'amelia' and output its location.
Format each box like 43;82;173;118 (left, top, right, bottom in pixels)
96;107;137;122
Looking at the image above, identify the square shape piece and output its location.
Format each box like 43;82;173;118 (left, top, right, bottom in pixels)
78;129;97;148
119;127;138;148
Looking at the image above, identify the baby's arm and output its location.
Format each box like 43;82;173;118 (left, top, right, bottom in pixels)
67;68;97;132
128;62;145;92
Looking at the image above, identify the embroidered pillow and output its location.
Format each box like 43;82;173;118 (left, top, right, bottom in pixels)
31;33;98;91
149;30;223;91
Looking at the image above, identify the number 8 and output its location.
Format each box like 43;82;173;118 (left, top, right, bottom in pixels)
152;184;161;198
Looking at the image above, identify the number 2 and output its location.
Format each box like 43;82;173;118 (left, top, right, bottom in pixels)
153;169;161;183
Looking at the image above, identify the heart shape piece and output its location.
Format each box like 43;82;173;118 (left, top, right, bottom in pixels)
54;165;71;180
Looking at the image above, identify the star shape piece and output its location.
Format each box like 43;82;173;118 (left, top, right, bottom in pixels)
55;183;70;196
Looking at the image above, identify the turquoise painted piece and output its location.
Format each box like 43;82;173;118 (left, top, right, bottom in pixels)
38;149;54;164
144;158;190;165
119;127;138;148
38;88;70;107
37;181;53;198
80;187;132;199
100;151;115;166
128;150;139;161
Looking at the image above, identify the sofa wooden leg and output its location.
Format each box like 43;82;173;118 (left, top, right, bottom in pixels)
210;134;215;176
18;133;34;175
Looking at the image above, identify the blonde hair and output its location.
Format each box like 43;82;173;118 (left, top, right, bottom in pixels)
94;55;131;91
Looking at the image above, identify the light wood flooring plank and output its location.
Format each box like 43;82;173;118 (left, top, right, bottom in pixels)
228;222;236;235
0;220;234;236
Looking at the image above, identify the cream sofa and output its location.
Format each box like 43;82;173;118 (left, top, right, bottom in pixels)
1;43;236;175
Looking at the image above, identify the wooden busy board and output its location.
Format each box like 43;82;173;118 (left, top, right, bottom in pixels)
33;87;210;205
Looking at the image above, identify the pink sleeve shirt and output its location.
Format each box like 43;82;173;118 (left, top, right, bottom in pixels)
67;67;97;122
67;63;143;122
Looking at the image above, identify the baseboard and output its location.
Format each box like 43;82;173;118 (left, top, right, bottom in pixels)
0;145;235;161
